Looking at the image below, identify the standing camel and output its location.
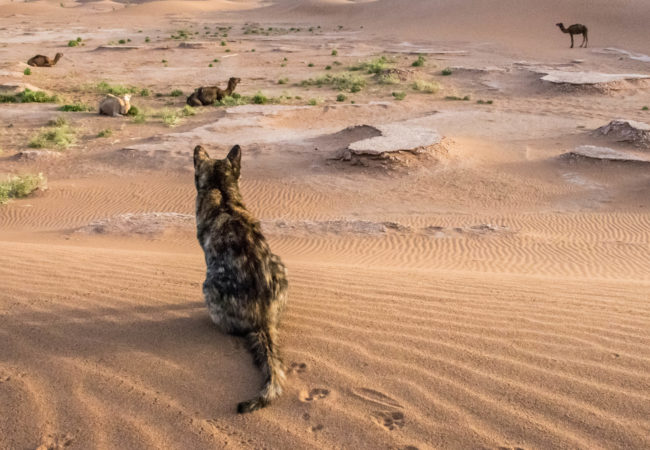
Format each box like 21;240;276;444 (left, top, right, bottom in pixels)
556;23;588;48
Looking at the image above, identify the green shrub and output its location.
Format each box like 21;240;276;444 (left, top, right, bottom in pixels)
308;98;319;106
0;173;46;204
278;78;288;85
215;93;247;107
67;40;79;47
336;93;347;102
349;56;391;74
23;68;31;76
181;105;196;116
643;106;649;111
96;81;138;96
412;55;426;67
4;89;60;103
159;109;180;127
445;95;470;101
97;129;112;138
331;49;338;56
301;73;366;92
411;80;440;93
126;105;140;116
145;37;150;43
139;88;150;97
221;40;227;46
252;91;268;105
308;62;314;67
59;103;92;112
170;89;183;97
441;68;452;76
377;73;400;85
476;99;493;105
29;118;75;149
325;65;332;70
118;39;126;44
392;91;406;100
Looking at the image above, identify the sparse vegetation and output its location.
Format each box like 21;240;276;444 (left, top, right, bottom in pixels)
0;173;46;205
139;88;151;97
67;40;79;47
159;109;181;127
252;91;268;105
181;105;196;116
145;37;150;43
445;95;471;101
476;99;493;105
411;80;440;93
301;73;366;93
331;49;338;56
215;93;247;107
392;91;406;100
96;81;139;96
170;89;183;97
308;98;319;106
29;117;75;149
118;39;126;44
23;68;31;76
350;56;391;75
325;65;332;70
377;73;400;85
441;68;453;76
278;77;289;85
127;105;140;116
411;55;426;67
336;93;347;102
643;106;649;111
308;62;314;67
59;103;92;112
97;129;112;138
1;89;59;104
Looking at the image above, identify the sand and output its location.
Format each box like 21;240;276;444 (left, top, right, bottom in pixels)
1;0;649;449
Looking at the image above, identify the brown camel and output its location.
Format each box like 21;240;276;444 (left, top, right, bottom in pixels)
187;77;241;106
27;53;63;67
556;23;588;48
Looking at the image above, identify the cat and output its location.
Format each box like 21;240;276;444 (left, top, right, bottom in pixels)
194;144;288;413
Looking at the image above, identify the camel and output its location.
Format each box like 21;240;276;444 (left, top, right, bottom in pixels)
556;23;588;48
27;53;63;67
187;77;241;106
99;94;131;116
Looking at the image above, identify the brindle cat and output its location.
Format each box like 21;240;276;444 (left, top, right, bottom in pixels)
194;144;288;413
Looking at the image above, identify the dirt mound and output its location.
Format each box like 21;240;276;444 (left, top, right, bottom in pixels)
594;120;650;148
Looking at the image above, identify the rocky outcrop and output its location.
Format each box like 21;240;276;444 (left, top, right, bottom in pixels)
594;120;650;148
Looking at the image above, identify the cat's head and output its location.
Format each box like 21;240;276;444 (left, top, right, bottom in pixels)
193;144;241;196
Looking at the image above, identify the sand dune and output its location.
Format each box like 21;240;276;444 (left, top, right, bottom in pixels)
1;0;649;448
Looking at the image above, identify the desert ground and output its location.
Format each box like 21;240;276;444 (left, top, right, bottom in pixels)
1;0;649;449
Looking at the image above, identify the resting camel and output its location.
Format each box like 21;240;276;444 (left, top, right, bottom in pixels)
556;23;588;48
187;77;241;106
99;94;131;116
27;53;63;67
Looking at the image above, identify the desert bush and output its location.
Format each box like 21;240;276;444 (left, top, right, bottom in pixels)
252;92;268;105
392;91;406;100
0;173;46;204
170;89;183;97
59;103;92;112
445;95;471;101
96;81;139;96
411;80;440;93
97;129;112;138
24;68;31;76
278;78;288;85
181;105;196;116
377;73;400;85
441;68;452;76
476;99;493;105
349;56;391;74
29;118;75;149
336;93;347;102
412;55;426;67
301;73;366;92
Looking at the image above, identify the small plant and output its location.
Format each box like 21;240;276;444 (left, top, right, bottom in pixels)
68;40;79;47
445;95;471;101
209;63;213;67
308;98;319;106
336;93;347;102
0;173;47;205
331;49;338;56
139;88;151;97
252;91;268;105
301;73;366;93
170;89;183;97
325;65;332;70
215;93;247;107
308;62;314;67
350;56;391;75
127;105;140;116
412;55;426;67
59;103;92;112
29;118;75;149
441;68;453;76
96;81;138;96
160;109;181;127
97;128;112;138
1;88;60;104
162;59;168;63
181;105;196;116
476;99;493;105
643;106;649;111
392;91;406;100
411;80;440;94
221;40;227;46
278;78;288;85
145;36;150;43
377;73;400;84
118;39;126;44
23;68;31;76
213;58;219;63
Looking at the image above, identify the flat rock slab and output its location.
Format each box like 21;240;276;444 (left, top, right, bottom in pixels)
598;48;650;63
563;145;650;163
595;119;650;148
348;123;441;156
539;70;649;84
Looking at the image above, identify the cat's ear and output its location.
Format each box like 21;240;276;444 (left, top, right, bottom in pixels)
227;145;241;178
194;145;210;171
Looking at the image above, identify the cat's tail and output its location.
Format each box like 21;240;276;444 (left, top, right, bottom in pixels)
237;326;286;413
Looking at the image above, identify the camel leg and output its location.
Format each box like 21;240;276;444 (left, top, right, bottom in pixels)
584;33;588;48
570;34;574;48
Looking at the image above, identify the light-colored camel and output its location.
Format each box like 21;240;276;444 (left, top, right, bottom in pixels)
187;77;241;106
556;23;588;48
27;53;63;67
99;94;131;116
